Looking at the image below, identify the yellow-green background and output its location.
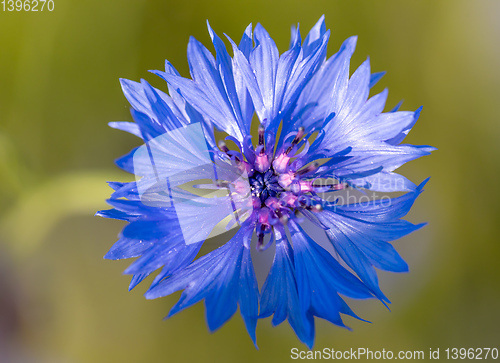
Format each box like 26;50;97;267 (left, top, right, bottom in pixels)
1;0;499;361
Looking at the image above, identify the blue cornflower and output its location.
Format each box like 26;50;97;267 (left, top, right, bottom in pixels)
98;16;434;348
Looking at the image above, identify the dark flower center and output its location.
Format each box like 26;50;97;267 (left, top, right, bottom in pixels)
249;170;283;205
217;126;333;250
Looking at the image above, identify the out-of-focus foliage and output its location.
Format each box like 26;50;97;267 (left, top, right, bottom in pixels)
0;0;499;362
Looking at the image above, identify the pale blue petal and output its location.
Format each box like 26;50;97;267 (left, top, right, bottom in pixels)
302;15;326;57
238;23;253;59
288;36;357;135
250;23;279;125
108;121;142;138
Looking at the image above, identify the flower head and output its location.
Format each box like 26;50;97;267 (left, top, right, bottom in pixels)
98;16;434;348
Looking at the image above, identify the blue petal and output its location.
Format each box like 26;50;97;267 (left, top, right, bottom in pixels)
309;57;370;154
335;57;371;122
140;79;184;131
290;222;374;299
369;71;386;88
273;40;302;121
290;222;372;327
315;216;389;302
319;143;434;180
125;235;201;276
145;228;259;344
278;30;330;126
313;91;427;155
238;23;253;59
206;22;248;136
184;35;246;140
184;101;217;148
302;15;326;57
108;121;142;138
128;109;165;142
289;24;301;50
147;242;203;289
316;182;428;300
288;36;357;136
129;273;150;291
233;24;256;131
389;100;404;113
348;171;418;192
259;228;315;348
120;78;152;117
113;189;235;247
106;197;171;217
230;40;266;122
341;88;389;140
241;21;330;132
96;208;136;221
114;146;138;174
172;192;236;246
152;69;244;142
250;23;279;125
328;212;425;244
104;237;154;260
386;106;423;145
163;61;184;103
121;122;217;193
106;181;128;191
360;108;420;143
333;178;428;222
121;217;180;240
120;79;185;138
238;245;259;345
108;181;140;200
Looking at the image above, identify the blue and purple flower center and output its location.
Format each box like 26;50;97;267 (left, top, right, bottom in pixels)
249;170;282;204
217;126;342;250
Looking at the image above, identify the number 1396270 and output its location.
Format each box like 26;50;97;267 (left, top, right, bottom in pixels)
2;0;54;11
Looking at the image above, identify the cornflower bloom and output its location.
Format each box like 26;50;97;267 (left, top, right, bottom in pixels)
97;16;434;348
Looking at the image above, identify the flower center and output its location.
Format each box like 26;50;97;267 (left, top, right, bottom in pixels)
217;125;333;250
249;170;283;205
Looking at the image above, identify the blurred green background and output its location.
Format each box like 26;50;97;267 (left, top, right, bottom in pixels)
1;0;499;361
